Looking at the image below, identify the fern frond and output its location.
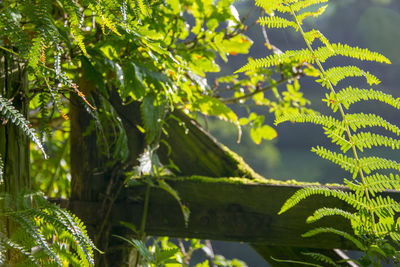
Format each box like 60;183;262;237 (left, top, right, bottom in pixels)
258;16;298;30
359;156;400;174
330;43;391;64
28;36;44;69
370;195;400;217
237;42;380;73
351;132;400;152
70;27;88;56
313;43;391;65
236;49;314;73
323;128;352;153
297;5;328;24
254;0;284;13
311;146;359;178
324;66;380;86
0;232;39;265
275;112;345;134
302;227;366;250
135;0;151;17
333;87;400;110
279;186;367;214
375;216;397;239
289;0;329;12
12;212;62;265
363;173;400;196
0;10;31;56
344;113;400;135
301;252;340;267
60;0;83;27
0;191;96;266
0;96;47;157
343;178;362;192
303;29;332;49
306;207;358;224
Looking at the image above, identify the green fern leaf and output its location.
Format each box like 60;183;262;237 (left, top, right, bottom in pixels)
258;16;298;30
303;29;332;50
313;43;391;64
333;87;400;110
289;0;329;12
237;42;381;73
275;112;345;135
297;5;328;24
344;113;400;136
363;173;400;196
60;0;82;26
255;0;285;13
28;36;43;69
330;43;391;64
0;9;31;56
0;96;47;158
236;49;314;73
302;227;366;250
359;156;400;174
301;252;340;267
12;213;62;265
351;132;400;152
323;128;352;152
279;186;367;214
0;232;40;265
306;207;358;224
324;66;380;86
370;195;400;217
311;146;359;178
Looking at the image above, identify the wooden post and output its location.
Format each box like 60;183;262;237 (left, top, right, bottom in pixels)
70;71;146;266
0;52;31;263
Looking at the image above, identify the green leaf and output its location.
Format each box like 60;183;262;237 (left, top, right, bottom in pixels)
141;94;165;144
250;125;277;144
121;63;146;100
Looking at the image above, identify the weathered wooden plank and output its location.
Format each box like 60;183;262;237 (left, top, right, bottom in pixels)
71;177;400;250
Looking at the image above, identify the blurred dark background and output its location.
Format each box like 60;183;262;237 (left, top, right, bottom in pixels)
196;0;400;266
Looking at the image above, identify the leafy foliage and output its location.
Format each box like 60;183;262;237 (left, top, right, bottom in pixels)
0;96;46;158
238;0;400;265
116;234;248;267
0;191;96;266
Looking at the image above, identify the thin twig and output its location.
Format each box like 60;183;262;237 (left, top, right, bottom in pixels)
222;74;301;104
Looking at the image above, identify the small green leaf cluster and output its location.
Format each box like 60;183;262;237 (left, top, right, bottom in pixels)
0;191;96;266
115;234;247;267
238;0;400;265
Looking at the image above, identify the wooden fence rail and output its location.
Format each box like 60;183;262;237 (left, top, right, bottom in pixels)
70;177;400;250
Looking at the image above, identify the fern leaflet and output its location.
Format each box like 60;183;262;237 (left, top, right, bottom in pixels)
296;5;328;24
0;96;47;158
331;87;400;110
351;132;400;152
344;113;400;135
311;146;359;178
323;66;380;86
258;16;298;30
302;227;366;251
306;207;358;224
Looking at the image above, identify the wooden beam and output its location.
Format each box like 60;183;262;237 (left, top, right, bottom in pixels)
71;177;400;250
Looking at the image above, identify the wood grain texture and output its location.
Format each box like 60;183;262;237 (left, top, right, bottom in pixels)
71;177;400;250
